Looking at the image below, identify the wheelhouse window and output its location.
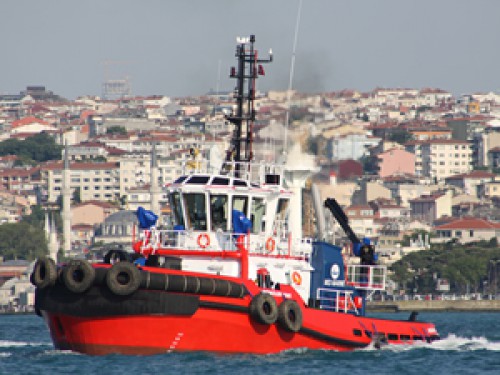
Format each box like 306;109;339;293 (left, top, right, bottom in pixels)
274;198;289;234
232;195;248;230
183;193;207;230
232;195;248;214
210;194;228;231
170;192;185;229
250;197;266;233
276;198;289;221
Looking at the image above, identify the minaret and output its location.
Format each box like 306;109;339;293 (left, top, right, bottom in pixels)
49;214;59;261
44;212;50;242
150;142;161;218
62;143;71;257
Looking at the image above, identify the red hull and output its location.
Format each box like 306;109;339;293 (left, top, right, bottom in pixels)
41;293;437;355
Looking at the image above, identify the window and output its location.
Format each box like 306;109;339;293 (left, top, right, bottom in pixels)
183;193;207;230
251;197;266;233
210;194;228;231
170;192;185;229
233;196;248;214
470;230;474;237
273;198;289;235
211;177;229;185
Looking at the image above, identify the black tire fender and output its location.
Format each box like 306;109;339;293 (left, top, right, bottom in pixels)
277;299;303;332
31;257;57;289
62;259;95;293
249;293;278;325
106;262;141;296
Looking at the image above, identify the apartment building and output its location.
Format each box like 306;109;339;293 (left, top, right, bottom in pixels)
405;139;472;180
41;161;119;203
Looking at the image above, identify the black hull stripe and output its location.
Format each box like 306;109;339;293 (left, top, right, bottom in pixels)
198;300;367;349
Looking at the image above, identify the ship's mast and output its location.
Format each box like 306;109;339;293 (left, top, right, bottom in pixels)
226;35;272;175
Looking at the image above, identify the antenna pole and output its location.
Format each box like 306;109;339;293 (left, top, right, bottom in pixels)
226;35;272;176
284;0;303;158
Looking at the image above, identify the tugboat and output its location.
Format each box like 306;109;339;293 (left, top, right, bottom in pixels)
31;35;439;355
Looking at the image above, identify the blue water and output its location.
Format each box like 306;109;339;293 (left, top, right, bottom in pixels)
1;312;499;375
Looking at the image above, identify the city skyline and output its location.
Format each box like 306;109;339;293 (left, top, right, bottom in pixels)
1;0;500;99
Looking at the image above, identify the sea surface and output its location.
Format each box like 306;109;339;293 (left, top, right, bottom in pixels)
0;312;499;375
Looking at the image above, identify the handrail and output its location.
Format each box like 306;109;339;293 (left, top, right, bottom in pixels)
180;159;285;186
316;287;360;314
345;265;387;291
134;228;305;256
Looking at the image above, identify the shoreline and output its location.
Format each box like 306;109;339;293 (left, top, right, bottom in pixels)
367;300;500;312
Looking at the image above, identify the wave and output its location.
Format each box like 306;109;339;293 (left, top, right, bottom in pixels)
0;340;51;348
364;334;500;352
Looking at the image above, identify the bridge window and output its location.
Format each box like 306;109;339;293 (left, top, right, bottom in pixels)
186;176;210;185
232;195;248;214
170;192;185;229
251;197;266;233
211;194;228;231
211;177;229;185
231;195;248;231
276;198;289;221
183;193;207;230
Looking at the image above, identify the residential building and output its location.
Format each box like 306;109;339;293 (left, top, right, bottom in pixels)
445;170;495;197
405;139;472;180
377;148;415;178
41;161;120;203
409;190;453;223
434;217;500;244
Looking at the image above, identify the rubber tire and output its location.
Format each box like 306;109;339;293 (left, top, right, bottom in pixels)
62;259;95;293
278;299;303;332
249;293;278;325
31;257;57;289
103;249;131;264
106;262;141;296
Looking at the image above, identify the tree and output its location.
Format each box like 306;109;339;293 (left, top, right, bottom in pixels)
390;243;500;294
0;132;62;165
360;154;379;175
388;129;413;145
72;187;81;204
106;126;127;135
0;222;48;261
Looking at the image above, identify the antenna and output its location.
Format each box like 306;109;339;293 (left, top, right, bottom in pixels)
283;0;303;158
225;35;272;176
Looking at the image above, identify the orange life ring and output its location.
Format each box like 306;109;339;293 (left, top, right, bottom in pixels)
291;271;302;285
265;237;275;253
197;233;210;249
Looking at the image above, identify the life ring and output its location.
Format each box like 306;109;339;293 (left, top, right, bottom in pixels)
62;259;96;293
291;271;302;286
249;293;278;325
197;233;210;249
31;257;57;289
106;261;141;296
338;296;355;311
277;299;303;332
265;237;275;253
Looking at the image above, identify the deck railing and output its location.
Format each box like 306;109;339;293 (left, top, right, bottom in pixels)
345;265;387;291
134;227;311;257
316;287;361;314
181;160;285;186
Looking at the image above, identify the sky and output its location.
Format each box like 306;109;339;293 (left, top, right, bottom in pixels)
1;0;500;99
